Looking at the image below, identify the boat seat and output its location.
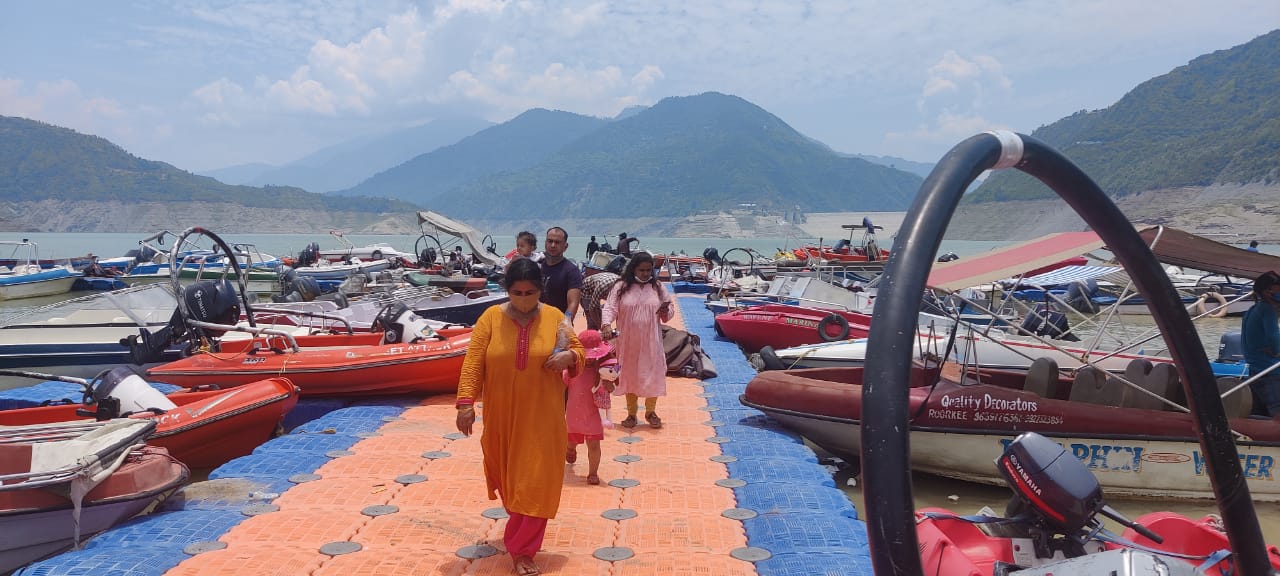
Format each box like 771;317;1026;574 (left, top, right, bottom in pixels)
1217;376;1253;419
1120;359;1179;411
1023;357;1060;399
1069;366;1125;406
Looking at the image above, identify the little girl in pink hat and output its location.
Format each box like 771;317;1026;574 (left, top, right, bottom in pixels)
564;329;616;484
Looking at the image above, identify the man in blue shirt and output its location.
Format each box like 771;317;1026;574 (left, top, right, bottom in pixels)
540;227;583;324
1248;240;1260;253
1242;271;1280;417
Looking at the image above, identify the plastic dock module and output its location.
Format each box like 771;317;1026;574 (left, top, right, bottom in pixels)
15;287;874;576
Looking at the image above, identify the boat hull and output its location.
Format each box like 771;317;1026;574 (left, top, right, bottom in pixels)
0;270;79;301
714;304;871;354
0;378;299;469
0;446;188;573
145;333;471;397
741;367;1280;501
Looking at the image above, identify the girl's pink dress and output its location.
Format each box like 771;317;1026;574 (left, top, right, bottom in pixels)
602;281;673;399
565;368;604;443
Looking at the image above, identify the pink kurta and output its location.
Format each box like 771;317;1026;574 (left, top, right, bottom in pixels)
565;368;604;440
602;281;672;399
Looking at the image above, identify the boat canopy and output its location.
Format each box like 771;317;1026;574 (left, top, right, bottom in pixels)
1011;264;1125;288
416;211;503;267
1138;225;1280;280
926;231;1104;291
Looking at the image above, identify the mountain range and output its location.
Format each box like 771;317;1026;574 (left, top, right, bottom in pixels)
1;28;1277;238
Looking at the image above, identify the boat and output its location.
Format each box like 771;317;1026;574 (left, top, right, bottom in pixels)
287;241;395;280
316;230;414;264
0;241;81;301
0;419;188;573
0;283;182;390
854;131;1274;575
121;231;473;397
416;210;506;273
0;366;299;469
713;303;871;354
740;362;1274;501
914;432;1280;575
118;231;283;292
792;217;891;265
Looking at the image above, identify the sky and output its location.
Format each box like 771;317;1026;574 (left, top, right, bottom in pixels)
1;1;1276;173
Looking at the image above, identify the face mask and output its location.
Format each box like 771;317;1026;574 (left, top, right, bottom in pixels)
510;294;540;313
1271;293;1280;304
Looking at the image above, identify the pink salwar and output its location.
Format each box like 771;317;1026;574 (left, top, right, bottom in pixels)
504;510;548;558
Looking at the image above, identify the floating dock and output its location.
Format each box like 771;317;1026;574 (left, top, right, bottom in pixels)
16;294;873;575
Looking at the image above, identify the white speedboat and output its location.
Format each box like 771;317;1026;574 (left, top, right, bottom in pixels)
0;241;81;301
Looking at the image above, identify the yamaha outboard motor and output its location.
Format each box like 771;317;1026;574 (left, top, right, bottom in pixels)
273;274;322;303
295;242;320;268
372;302;441;344
1064;279;1099;314
1217;330;1244;363
122;279;242;363
1019;303;1078;341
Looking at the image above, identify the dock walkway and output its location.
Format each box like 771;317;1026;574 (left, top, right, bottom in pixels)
17;293;873;575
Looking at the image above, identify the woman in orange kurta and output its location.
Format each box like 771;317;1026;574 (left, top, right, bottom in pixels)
456;258;584;576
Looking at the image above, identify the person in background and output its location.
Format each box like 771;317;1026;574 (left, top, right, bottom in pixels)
616;232;633;258
1242;270;1280;419
455;257;584;576
581;271;621;330
1249;240;1261;253
600;251;674;429
565;329;616;485
586;236;600;260
540;227;582;324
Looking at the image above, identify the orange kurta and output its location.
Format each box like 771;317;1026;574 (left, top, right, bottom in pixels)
456;304;584;519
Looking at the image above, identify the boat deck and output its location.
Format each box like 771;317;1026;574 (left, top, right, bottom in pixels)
15;294;873;575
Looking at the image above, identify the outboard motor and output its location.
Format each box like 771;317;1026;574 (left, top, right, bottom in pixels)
703;247;722;266
1019;304;1078;341
936;251;960;263
122;279;241;363
833;238;852;253
606;255;627;275
372;302;441;344
273;274;322;303
84;366;177;420
1064;279;1099;314
418;247;437;268
295;242;320;268
1217;330;1244;363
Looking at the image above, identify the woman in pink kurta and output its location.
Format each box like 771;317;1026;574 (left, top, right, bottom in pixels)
600;251;674;429
456;258;584;576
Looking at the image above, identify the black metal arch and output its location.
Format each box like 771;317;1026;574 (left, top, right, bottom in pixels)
860;131;1268;575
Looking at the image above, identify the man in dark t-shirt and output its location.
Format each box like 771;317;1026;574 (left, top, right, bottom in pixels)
540;227;583;323
586;236;600;259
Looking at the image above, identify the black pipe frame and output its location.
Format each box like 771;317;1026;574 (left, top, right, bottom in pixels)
860;131;1268;576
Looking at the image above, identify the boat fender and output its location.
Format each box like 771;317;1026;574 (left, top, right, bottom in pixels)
757;346;786;371
817;313;851;342
1196;292;1229;318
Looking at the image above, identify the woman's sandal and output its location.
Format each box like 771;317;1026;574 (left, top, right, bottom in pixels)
587;474;600;485
620;414;637;428
645;412;663;429
514;556;541;576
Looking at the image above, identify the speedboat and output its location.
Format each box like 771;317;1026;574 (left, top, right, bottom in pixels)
0;283;181;390
316;230;414;264
0;419;188;572
0;241;81;301
713;303;871;354
0;366;299;469
121;233;472;397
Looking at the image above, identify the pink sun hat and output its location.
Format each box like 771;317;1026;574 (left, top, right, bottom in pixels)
578;329;614;360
